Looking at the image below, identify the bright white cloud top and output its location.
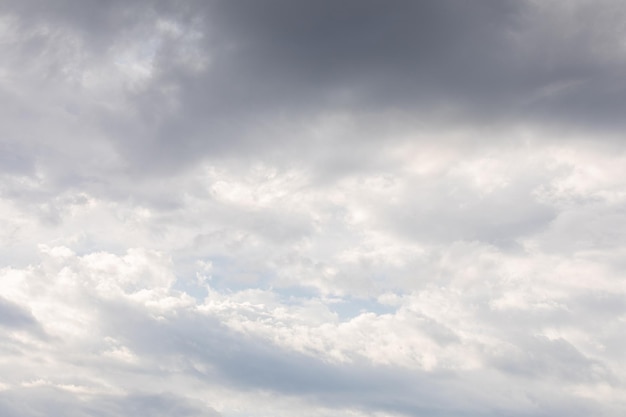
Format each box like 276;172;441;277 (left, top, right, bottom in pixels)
1;1;626;416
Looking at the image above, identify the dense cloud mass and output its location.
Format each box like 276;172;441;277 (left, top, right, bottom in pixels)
1;1;626;416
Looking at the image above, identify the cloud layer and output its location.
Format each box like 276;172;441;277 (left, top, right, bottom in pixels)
2;1;626;416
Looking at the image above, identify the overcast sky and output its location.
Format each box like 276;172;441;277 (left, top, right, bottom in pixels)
2;1;626;416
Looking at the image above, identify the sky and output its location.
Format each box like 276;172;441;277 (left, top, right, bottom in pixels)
1;0;626;416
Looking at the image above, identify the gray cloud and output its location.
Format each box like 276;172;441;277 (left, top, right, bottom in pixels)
0;297;44;338
89;290;601;417
0;388;219;417
117;0;626;170
5;0;625;177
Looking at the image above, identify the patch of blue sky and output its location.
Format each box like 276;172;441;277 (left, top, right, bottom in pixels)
173;255;398;320
327;296;397;320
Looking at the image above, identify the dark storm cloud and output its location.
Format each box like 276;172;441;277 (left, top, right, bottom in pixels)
203;0;523;104
125;0;626;172
3;0;626;174
123;0;529;169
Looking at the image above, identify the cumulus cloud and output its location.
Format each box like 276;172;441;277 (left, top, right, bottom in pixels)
1;245;622;416
2;0;626;416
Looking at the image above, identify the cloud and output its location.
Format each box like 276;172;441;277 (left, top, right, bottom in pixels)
0;388;219;417
3;0;626;179
2;0;626;416
0;297;39;329
1;244;624;416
